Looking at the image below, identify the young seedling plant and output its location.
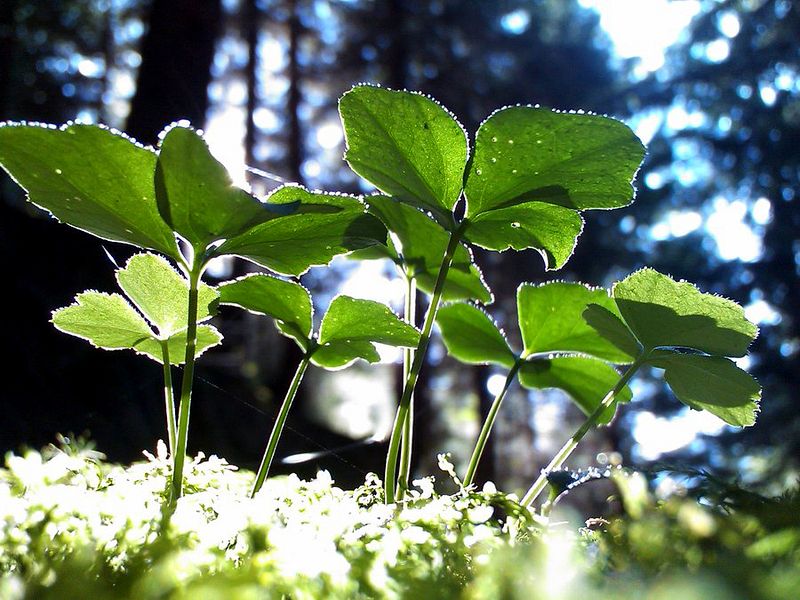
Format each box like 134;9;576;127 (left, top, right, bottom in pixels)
436;270;760;510
0;120;387;508
338;85;647;502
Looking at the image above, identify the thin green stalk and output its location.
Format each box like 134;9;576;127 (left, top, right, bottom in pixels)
160;340;177;456
463;360;521;487
397;275;417;498
520;357;644;508
251;356;311;497
385;222;466;504
169;259;204;506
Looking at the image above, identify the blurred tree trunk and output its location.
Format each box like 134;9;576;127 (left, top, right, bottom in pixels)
126;0;222;144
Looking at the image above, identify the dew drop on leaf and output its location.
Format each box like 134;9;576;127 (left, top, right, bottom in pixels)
476;169;482;175
511;222;521;228
54;168;62;175
490;157;497;163
491;136;498;143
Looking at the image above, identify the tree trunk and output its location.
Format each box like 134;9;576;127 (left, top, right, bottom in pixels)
125;0;222;144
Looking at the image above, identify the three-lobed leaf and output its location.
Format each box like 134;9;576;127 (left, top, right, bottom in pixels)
0;122;179;259
116;253;217;337
52;252;222;365
218;273;313;350
584;268;761;427
339;85;468;225
313;296;420;369
52;290;221;365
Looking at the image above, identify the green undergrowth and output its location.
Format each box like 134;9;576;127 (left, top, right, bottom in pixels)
1;440;798;599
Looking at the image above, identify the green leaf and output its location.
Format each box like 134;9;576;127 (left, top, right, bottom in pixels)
216;189;386;276
312;296;420;369
155;124;278;250
366;195;491;302
339;85;468;224
613;268;758;356
0;122;179;258
517;282;634;363
116;253;217;337
436;303;516;369
134;325;223;365
652;354;760;427
519;357;631;424
52;291;153;350
218;273;313;350
463;106;645;218
583;304;641;359
464;202;583;270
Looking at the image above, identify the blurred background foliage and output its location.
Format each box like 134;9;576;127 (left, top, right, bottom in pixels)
1;0;798;502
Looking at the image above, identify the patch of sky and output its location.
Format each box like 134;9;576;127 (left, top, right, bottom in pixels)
579;0;701;76
705;196;763;262
633;408;728;461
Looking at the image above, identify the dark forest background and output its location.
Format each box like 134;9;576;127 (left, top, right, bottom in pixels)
1;0;798;496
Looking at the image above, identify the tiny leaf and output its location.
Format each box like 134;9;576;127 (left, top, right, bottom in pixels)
464;106;645;217
218;273;313;350
52;291;152;350
217;189;386;276
116;253;217;337
155;124;278;250
366;195;491;302
313;296;420;369
436;303;516;369
464;202;583;270
613;268;758;356
652;354;760;427
518;282;634;363
339;85;468;223
0;123;179;258
519;357;632;424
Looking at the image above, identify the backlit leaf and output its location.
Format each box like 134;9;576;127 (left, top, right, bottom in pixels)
340;85;468;224
519;357;632;424
464;202;583;270
436;303;516;369
219;274;313;350
582;304;641;359
52;291;152;350
216;190;386;276
366;195;491;302
312;296;420;369
134;325;222;365
116;253;217;337
653;354;760;427
613;268;758;357
464;106;645;217
155;125;278;250
0;122;179;258
518;282;634;363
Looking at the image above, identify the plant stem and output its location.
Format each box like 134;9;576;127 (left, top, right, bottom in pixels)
463;360;520;488
385;222;466;504
168;260;204;506
397;275;417;498
520;357;644;508
251;355;311;497
160;340;177;456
